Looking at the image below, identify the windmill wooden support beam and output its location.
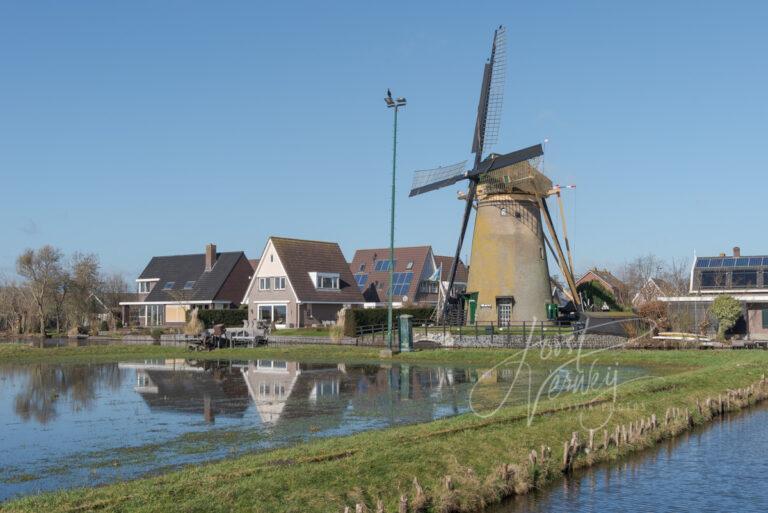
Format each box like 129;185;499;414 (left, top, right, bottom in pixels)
537;196;581;309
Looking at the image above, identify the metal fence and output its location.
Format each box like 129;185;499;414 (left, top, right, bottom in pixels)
355;319;580;344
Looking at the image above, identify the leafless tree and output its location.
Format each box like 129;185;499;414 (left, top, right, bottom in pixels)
67;252;101;326
16;246;64;335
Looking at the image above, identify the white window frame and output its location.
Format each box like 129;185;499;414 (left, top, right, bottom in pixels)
257;303;288;328
259;277;272;290
274;277;286;290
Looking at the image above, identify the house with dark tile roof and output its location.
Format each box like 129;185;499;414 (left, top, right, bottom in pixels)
119;243;254;327
348;246;468;307
242;237;365;328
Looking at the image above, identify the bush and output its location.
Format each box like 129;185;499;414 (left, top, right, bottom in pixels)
197;309;248;328
636;300;670;333
99;320;110;332
709;295;742;341
577;281;621;311
344;307;434;337
150;328;163;342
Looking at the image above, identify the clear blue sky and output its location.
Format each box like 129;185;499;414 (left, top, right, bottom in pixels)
1;0;766;280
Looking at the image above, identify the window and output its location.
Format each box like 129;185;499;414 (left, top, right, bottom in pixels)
183;281;195;290
354;273;368;289
374;259;396;272
162;281;175;290
274;277;286;290
406;261;414;270
138;281;153;293
763;309;768;329
420;280;439;294
317;275;339;289
732;271;757;288
358;263;366;272
273;305;287;324
258;305;287;325
259;277;271;290
387;272;414;296
700;271;726;289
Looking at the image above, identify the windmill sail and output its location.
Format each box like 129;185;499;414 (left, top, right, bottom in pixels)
409;161;468;197
472;25;506;159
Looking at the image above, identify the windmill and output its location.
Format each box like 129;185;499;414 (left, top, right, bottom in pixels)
409;26;581;324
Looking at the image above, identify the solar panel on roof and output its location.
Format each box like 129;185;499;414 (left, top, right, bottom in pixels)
735;257;749;267
749;258;763;266
722;258;735;267
708;258;723;267
696;258;710;268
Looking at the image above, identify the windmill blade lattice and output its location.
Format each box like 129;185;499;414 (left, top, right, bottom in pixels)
409;160;468;197
480;25;506;154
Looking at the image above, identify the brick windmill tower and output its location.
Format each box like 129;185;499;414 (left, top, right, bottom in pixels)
409;26;580;324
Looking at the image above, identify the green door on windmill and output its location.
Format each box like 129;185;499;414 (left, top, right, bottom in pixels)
467;292;479;324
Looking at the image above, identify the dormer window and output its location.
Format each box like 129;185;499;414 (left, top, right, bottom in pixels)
162;282;175;291
309;272;340;290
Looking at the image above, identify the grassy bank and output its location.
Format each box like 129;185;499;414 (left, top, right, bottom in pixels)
1;345;767;512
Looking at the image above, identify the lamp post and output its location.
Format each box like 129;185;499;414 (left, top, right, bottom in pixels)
385;90;406;350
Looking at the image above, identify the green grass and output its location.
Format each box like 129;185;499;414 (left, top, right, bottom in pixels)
272;327;333;337
1;344;767;512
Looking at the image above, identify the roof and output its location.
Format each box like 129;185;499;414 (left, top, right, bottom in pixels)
270;237;364;303
649;277;675;295
140;251;246;302
434;255;468;283
577;268;626;292
248;259;260;272
348;246;433;303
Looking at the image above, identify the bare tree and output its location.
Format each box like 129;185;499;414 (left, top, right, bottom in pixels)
100;272;130;326
68;252;101;327
618;254;665;305
50;268;71;334
660;257;691;295
16;246;64;336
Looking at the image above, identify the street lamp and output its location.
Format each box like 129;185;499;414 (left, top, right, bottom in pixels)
385;89;406;350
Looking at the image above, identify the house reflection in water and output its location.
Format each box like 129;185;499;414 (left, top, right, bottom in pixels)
118;360;251;423
120;359;480;429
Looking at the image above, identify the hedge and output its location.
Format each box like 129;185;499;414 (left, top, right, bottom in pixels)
344;307;434;337
197;309;248;328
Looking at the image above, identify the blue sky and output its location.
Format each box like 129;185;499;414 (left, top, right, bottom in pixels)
1;0;766;280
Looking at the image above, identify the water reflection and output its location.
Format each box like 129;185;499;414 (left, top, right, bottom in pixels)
0;358;646;502
11;363;122;424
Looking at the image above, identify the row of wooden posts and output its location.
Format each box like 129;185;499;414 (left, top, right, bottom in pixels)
342;374;768;513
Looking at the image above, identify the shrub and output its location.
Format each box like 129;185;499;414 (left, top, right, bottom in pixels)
197;309;248;328
150;328;163;342
636;300;670;333
577;281;621;311
709;295;742;341
185;308;205;336
99;320;110;332
344;307;434;337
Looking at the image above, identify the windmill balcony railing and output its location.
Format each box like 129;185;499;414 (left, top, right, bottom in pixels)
355;319;579;344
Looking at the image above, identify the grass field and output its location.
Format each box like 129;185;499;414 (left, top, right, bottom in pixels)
1;343;766;513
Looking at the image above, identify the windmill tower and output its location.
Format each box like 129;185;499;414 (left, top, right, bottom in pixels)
409;26;581;324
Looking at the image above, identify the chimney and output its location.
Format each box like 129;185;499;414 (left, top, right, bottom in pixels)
205;243;217;271
733;246;741;257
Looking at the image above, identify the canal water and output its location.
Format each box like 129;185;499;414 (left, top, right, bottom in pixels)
0;356;648;501
492;405;768;513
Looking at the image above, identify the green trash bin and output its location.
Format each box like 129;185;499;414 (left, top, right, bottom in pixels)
546;303;559;321
398;314;414;352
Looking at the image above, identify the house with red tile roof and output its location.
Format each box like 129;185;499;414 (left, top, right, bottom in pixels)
348;246;468;308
